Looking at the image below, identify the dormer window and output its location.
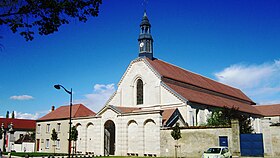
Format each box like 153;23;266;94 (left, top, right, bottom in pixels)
137;79;143;105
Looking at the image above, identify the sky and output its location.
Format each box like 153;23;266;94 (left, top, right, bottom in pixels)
0;0;280;119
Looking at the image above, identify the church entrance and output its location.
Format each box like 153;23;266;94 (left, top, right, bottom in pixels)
104;120;115;156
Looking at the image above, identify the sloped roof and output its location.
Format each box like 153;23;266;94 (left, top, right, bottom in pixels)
161;108;176;125
166;82;260;114
0;118;36;130
146;58;261;115
15;134;35;144
255;104;280;116
38;104;96;121
161;108;186;127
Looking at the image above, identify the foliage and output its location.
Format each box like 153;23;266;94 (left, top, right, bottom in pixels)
30;132;35;141
171;123;181;141
70;126;78;141
11;111;15;119
206;110;229;126
206;106;254;134
0;0;102;41
51;129;58;141
6;111;9;118
239;115;254;134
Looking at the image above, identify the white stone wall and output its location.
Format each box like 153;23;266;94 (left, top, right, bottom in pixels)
160;128;233;158
72;117;102;155
114;112;162;156
14;142;35;152
108;59;184;108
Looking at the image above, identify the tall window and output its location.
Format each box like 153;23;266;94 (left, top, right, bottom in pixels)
46;139;50;149
56;139;60;149
46;124;50;133
146;42;150;52
57;123;61;132
136;79;143;105
37;124;41;134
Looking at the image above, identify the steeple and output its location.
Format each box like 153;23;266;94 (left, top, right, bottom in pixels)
138;11;154;59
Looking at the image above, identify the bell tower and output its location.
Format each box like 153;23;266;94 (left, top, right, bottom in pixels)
138;11;154;59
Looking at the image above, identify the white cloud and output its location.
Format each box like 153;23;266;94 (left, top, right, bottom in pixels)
214;59;280;105
14;111;40;120
76;84;116;112
10;95;34;100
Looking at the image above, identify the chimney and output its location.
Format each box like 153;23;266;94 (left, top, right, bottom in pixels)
51;106;55;111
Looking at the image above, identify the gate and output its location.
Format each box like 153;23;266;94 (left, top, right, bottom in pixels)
240;134;264;157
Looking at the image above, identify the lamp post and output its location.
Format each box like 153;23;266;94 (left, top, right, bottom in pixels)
54;84;72;158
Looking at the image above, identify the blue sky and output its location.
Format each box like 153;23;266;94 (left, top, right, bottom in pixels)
0;0;280;119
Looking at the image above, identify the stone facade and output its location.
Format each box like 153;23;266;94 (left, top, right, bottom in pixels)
160;127;233;157
36;119;69;153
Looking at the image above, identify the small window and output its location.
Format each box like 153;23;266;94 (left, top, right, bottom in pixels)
37;124;41;133
146;42;150;52
56;139;60;149
57;123;61;132
136;79;143;105
46;139;49;149
46;124;50;133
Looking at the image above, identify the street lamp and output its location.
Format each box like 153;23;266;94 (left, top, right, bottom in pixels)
54;84;72;158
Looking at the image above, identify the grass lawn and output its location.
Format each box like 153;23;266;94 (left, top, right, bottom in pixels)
3;152;160;158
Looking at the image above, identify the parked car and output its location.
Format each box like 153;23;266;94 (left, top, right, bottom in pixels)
202;146;232;158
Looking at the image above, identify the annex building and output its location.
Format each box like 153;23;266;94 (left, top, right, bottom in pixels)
0;118;36;152
36;12;279;157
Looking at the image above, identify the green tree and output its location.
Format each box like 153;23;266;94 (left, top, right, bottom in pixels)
51;128;58;154
206;106;254;134
11;111;15;119
6;111;9;118
70;126;78;154
206;109;229;126
0;0;102;41
171;123;181;158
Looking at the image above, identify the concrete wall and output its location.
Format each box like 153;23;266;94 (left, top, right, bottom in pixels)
14;142;35;152
261;120;280;157
270;126;280;157
160;127;233;158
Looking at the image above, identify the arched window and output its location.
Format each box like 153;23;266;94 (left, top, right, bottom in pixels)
136;79;143;105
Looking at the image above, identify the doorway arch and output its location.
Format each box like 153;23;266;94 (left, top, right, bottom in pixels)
104;120;115;156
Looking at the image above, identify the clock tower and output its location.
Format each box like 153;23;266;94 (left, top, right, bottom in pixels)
138;11;154;59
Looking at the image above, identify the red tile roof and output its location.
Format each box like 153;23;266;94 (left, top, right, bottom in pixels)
255;104;280;116
146;58;261;115
161;108;176;125
0;118;36;130
147;58;253;102
38;104;96;121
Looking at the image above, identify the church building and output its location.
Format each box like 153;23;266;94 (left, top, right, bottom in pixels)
36;12;263;156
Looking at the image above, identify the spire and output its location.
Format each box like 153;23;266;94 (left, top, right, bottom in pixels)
138;11;153;59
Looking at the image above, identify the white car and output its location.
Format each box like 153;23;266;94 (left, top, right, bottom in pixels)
202;147;232;158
